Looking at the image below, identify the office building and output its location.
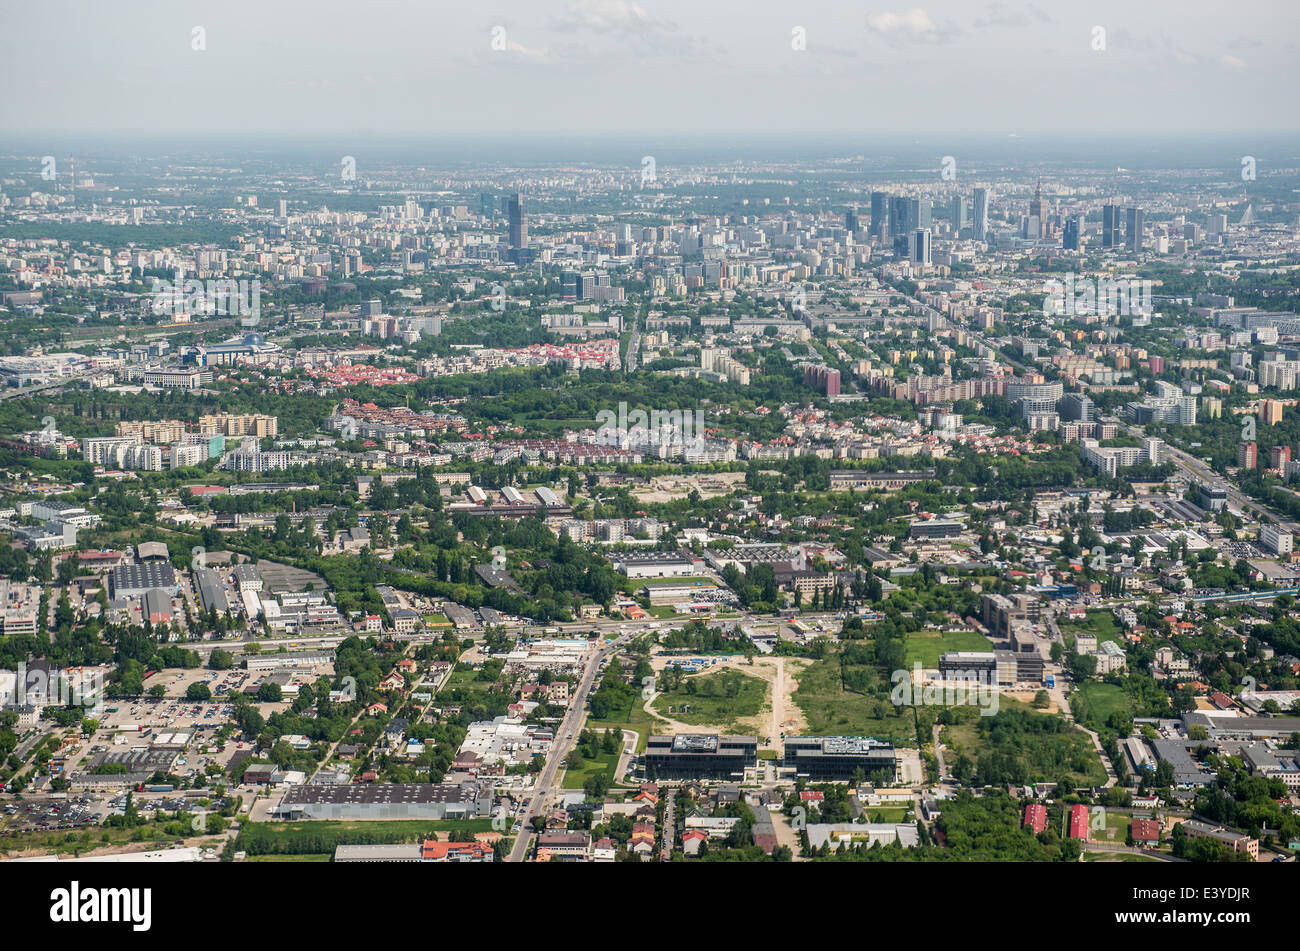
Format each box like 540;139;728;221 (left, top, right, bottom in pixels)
1102;205;1122;249
911;229;932;267
973;187;990;242
505;192;527;248
1062;215;1082;250
1058;393;1093;423
1126;206;1144;252
1260;523;1293;557
643;734;758;780
951;195;971;234
782;736;897;782
871;191;889;238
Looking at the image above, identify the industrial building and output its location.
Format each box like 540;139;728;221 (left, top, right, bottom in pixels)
108;562;176;599
271;781;492;820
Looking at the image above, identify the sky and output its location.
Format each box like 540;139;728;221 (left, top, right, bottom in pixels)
1;0;1298;142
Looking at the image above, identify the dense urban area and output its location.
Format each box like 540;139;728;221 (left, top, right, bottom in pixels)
1;138;1298;868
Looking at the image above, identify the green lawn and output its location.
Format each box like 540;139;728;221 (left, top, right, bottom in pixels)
859;806;911;823
234;818;496;857
792;655;918;745
904;630;994;668
586;700;663;755
561;749;619;790
651;668;767;732
248;853;332;862
1084;851;1162;862
1070;681;1132;731
1059;611;1122;651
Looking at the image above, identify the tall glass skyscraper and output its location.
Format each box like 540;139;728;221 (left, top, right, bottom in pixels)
506;192;527;248
1126;206;1144;251
973;187;990;241
1102;204;1122;249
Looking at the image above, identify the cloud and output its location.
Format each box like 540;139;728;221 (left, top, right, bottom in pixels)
972;3;1052;30
559;0;657;33
865;8;959;44
1219;54;1246;70
546;0;709;59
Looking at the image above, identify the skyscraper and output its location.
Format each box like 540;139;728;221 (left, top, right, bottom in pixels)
1102;205;1122;249
916;198;931;231
973;187;990;242
845;208;860;233
911;229;932;267
1028;178;1045;238
888;196;908;243
505;192;527;248
1062;215;1082;250
1126;206;1144;252
871;191;888;237
952;195;971;234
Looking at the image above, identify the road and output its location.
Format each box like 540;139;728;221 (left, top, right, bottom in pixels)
1152;432;1300;535
505;631;637;862
0;370;101;401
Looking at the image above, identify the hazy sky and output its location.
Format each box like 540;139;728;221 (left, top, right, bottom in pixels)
2;0;1297;139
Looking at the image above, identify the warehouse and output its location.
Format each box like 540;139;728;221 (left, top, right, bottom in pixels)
270;781;492;820
108;562;176;599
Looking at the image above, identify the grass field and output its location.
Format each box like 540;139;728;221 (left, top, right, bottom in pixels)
904;630;994;668
1083;851;1162;862
792;655;918;745
562;749;620;790
586;701;663;755
942;698;1108;788
859;806;911;823
247;853;331;862
1070;681;1132;731
1058;611;1123;651
0;822;224;858
442;668;497;694
652;668;767;731
235;818;496;857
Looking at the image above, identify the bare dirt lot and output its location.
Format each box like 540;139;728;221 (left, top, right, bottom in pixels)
631;471;749;504
647;653;809;748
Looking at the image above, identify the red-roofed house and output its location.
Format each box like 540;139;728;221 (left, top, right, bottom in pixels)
1068;804;1089;840
1130;819;1160;847
420;840;494;862
1023;803;1048;835
681;829;709;856
1209;692;1235;710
